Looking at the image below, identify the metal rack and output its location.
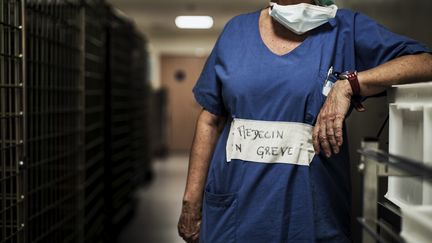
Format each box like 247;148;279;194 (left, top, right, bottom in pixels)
104;13;136;238
358;145;432;243
0;0;25;242
103;9;154;240
78;1;107;242
25;0;82;242
129;33;152;185
1;1;153;242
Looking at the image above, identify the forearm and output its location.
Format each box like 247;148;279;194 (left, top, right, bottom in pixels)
183;110;226;206
314;53;432;157
357;53;432;97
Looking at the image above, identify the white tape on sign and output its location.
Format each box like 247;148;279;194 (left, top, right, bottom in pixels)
226;118;315;166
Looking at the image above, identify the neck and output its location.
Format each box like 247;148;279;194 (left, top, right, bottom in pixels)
271;0;314;5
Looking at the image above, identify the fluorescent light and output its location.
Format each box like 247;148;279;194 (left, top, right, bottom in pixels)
175;16;214;29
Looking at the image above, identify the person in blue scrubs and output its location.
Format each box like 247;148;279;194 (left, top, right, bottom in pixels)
178;0;432;242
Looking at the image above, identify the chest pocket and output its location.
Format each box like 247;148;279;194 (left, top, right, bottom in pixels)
304;68;328;125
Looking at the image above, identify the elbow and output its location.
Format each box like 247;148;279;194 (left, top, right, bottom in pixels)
426;53;432;72
419;52;432;80
198;109;227;133
419;52;432;64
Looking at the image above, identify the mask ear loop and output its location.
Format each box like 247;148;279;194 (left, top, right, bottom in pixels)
268;2;275;14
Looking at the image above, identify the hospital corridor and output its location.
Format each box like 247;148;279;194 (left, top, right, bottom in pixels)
1;0;432;243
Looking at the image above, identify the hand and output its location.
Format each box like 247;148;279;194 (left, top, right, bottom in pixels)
178;201;202;243
313;80;353;157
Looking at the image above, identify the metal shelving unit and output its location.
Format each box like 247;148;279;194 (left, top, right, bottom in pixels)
104;13;135;238
130;33;152;185
78;1;107;242
0;0;25;242
1;1;153;242
103;10;154;240
358;147;432;243
25;0;82;242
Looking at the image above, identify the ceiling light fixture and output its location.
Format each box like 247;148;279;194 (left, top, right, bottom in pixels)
175;16;214;29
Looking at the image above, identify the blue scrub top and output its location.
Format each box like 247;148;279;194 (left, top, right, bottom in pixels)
193;8;430;243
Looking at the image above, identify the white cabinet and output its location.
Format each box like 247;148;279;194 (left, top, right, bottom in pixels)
386;82;432;243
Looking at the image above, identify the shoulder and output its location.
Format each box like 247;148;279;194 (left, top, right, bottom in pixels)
225;11;260;29
217;11;260;41
335;8;356;18
334;8;378;27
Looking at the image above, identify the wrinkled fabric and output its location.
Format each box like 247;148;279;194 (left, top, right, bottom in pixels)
193;8;430;243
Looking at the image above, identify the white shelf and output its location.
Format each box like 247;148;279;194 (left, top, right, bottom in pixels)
385;81;432;243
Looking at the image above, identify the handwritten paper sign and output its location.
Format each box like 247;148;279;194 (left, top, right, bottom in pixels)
226;118;315;166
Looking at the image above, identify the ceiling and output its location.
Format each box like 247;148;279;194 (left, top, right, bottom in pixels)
108;0;267;38
107;0;432;46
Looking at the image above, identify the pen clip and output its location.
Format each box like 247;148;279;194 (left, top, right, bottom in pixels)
324;66;333;85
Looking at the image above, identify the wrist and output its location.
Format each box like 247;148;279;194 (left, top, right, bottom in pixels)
337;79;353;97
182;198;202;213
335;70;366;112
183;193;203;206
338;70;360;97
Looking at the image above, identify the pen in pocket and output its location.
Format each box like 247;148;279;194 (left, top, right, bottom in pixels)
322;66;334;97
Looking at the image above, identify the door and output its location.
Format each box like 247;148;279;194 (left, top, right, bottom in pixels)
161;55;207;152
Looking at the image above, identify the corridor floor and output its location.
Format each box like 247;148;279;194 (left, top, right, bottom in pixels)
119;154;189;243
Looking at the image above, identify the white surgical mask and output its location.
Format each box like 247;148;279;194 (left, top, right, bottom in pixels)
269;2;338;35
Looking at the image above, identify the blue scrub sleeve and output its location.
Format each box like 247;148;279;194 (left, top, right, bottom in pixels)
354;12;431;71
192;46;227;116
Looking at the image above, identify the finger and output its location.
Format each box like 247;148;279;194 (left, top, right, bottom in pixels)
184;234;195;243
178;219;189;236
187;235;199;243
312;123;320;154
191;233;200;242
177;222;184;237
180;234;189;243
319;118;332;157
334;115;344;146
325;118;339;154
178;225;192;240
180;226;200;241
